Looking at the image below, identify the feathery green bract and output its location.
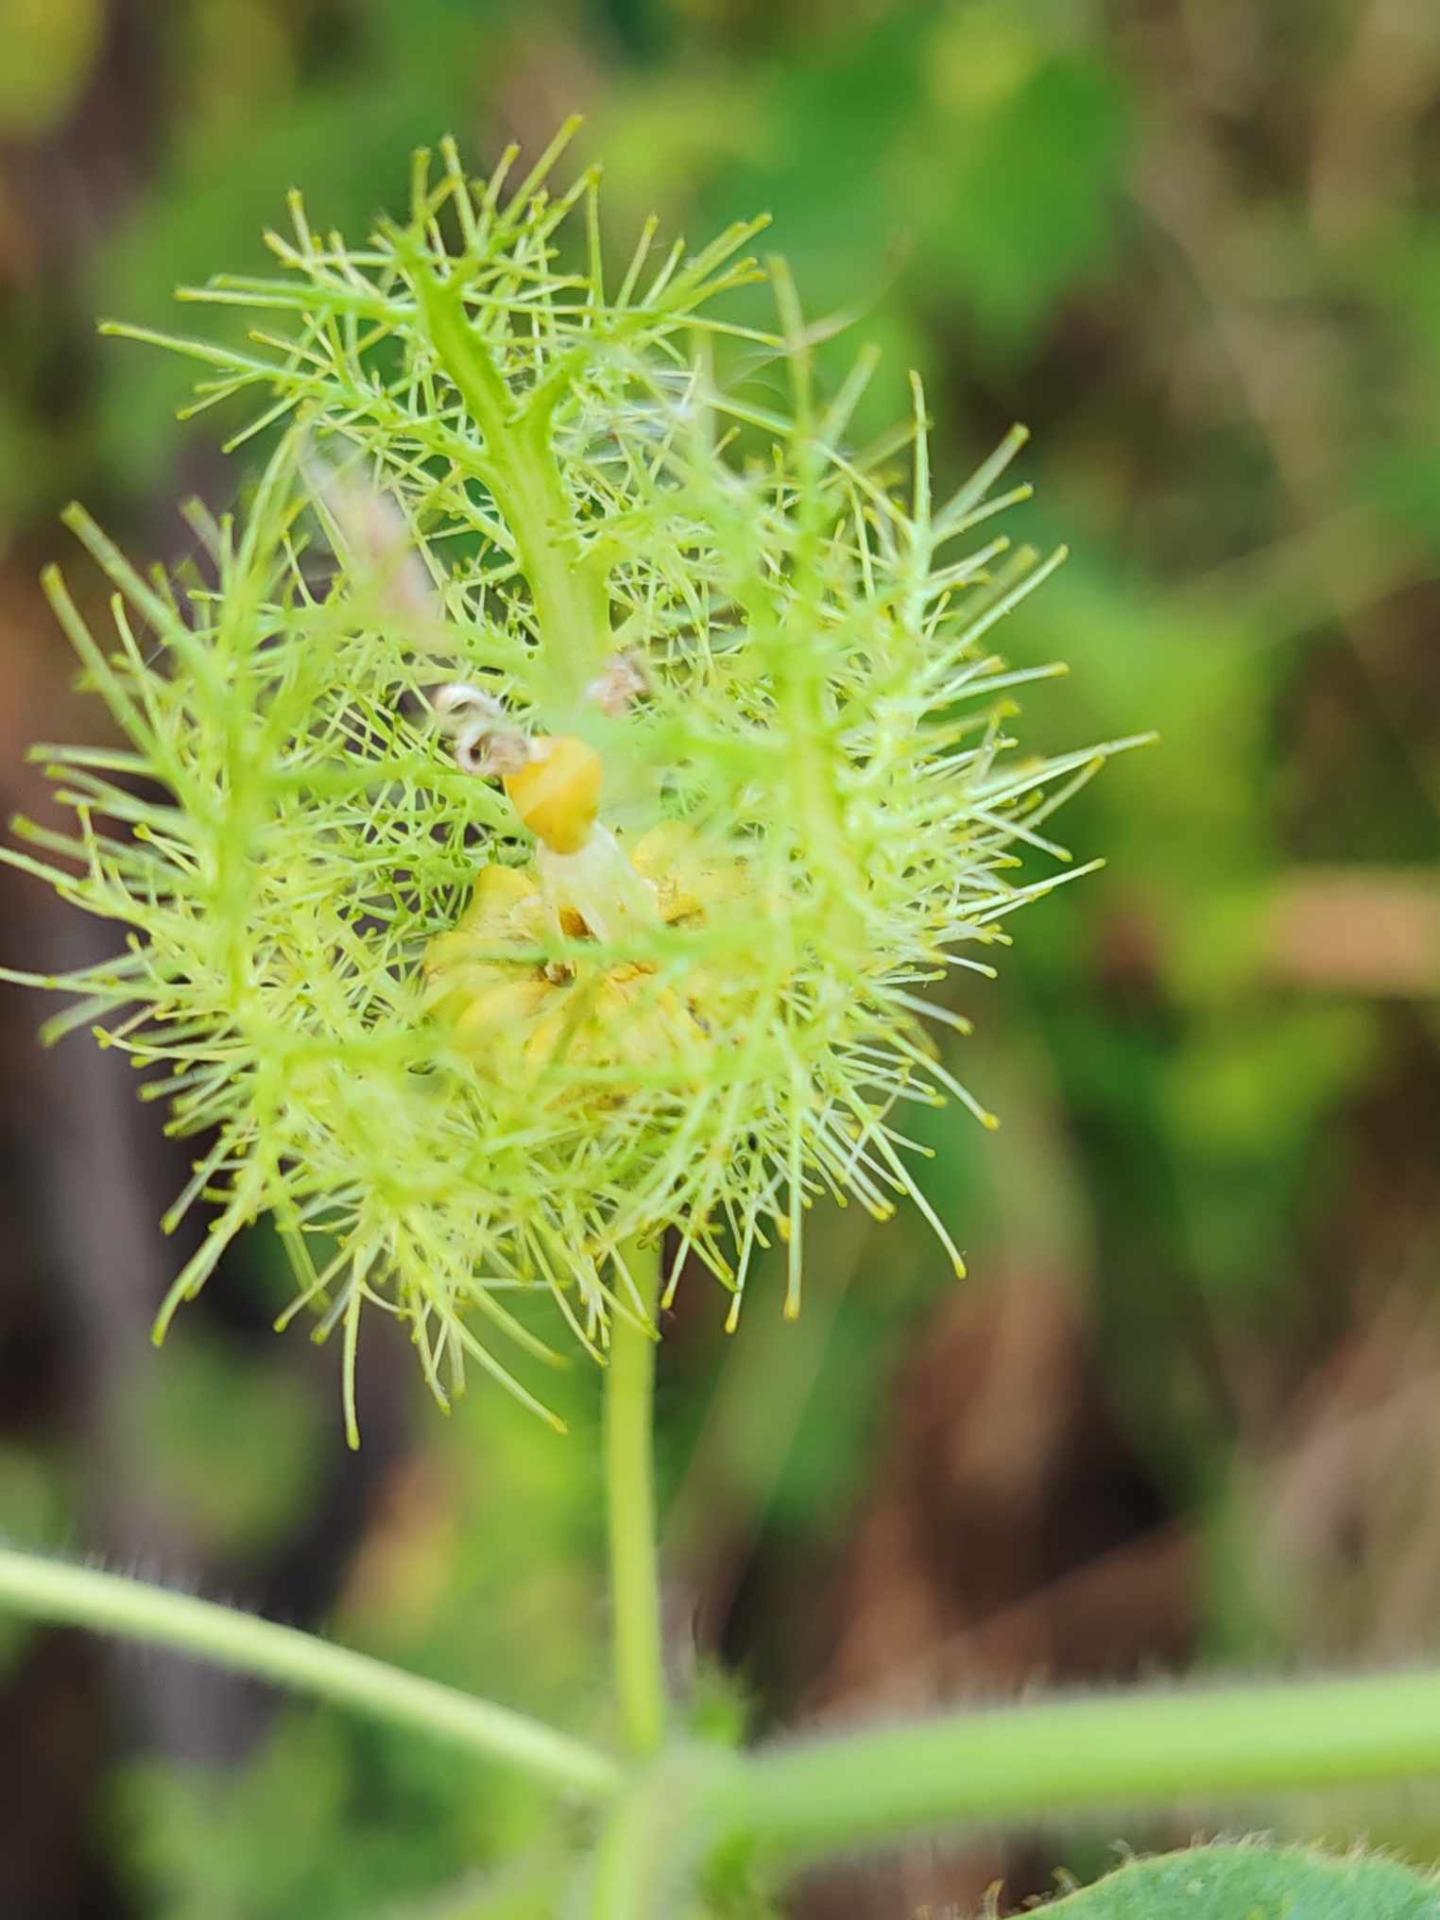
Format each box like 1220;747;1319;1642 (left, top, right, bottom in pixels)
8;127;1135;1436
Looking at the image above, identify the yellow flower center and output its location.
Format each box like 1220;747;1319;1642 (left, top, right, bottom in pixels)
424;822;745;1083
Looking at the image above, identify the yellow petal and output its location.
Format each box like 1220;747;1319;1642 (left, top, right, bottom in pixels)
459;860;542;934
452;977;553;1053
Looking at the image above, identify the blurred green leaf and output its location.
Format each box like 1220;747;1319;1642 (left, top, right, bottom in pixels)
923;52;1131;350
0;0;103;136
140;1332;324;1559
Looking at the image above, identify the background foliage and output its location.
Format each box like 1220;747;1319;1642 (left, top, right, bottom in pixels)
2;1;1439;1914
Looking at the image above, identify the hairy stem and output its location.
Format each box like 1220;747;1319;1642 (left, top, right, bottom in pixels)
605;1236;666;1756
709;1669;1440;1861
589;1747;730;1920
591;1774;661;1920
0;1546;620;1798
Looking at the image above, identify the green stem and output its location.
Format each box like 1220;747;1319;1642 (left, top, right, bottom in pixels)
0;1545;619;1800
590;1749;728;1920
591;1775;659;1920
711;1669;1440;1861
605;1236;666;1756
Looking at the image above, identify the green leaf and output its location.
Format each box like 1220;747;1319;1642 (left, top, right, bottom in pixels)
1041;1844;1440;1917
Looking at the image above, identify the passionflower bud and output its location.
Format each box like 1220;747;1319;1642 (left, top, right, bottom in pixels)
4;129;1137;1435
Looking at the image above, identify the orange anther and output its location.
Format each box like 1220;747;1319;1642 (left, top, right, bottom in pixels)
503;735;603;855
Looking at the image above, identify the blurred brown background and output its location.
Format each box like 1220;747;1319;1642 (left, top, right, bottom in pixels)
3;1;1440;1914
